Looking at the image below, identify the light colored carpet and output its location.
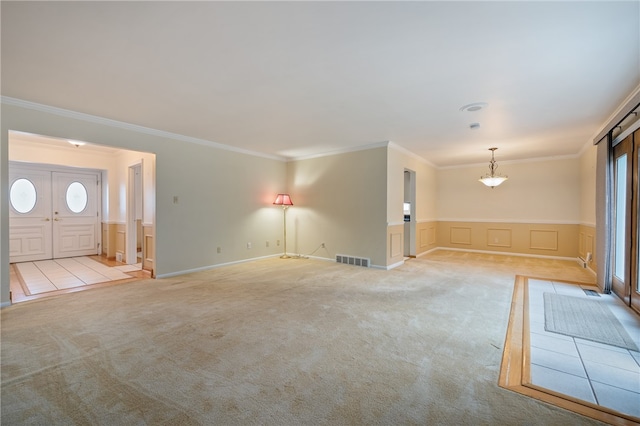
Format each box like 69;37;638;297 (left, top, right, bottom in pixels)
544;292;639;351
1;250;601;425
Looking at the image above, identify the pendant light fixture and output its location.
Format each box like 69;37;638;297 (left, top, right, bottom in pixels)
479;147;508;188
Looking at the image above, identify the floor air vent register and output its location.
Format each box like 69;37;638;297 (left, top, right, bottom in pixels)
336;255;370;267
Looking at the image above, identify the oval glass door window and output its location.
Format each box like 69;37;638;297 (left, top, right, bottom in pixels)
10;178;38;213
66;181;88;213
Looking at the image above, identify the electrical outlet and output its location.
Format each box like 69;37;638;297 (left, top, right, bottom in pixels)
247;242;252;249
266;241;270;247
321;242;325;248
277;240;280;246
217;247;221;254
173;196;179;204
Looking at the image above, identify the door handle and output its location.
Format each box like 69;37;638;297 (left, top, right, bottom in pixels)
54;218;61;221
43;218;50;221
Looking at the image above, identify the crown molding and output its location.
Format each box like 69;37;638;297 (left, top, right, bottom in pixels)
387;141;436;168
1;96;286;162
287;140;390;162
591;83;640;144
438;153;581;170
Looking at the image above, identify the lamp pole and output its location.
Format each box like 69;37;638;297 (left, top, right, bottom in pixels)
273;193;293;259
281;205;290;258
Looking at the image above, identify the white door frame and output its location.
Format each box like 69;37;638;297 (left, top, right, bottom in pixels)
126;161;143;265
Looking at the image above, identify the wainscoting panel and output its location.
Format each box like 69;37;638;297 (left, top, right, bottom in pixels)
102;225;108;256
578;224;597;273
143;224;154;275
416;221;438;256
450;227;472;245
116;224;126;259
390;232;403;258
529;230;558;251
487;228;512;248
101;222;118;259
419;228;430;248
437;221;580;258
386;224;405;266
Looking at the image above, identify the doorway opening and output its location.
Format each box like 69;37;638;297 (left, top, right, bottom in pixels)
403;169;416;258
8;131;156;302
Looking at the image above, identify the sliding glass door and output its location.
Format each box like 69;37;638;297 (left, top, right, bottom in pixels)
611;129;640;313
633;131;640;313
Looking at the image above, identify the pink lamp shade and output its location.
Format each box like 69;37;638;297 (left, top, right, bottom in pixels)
273;194;293;206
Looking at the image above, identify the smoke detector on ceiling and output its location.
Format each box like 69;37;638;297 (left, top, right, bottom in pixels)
460;102;488;112
469;122;481;130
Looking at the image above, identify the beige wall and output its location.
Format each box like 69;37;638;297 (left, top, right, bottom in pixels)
437;157;581;223
580;144;597;227
386;143;437;223
286;147;388;267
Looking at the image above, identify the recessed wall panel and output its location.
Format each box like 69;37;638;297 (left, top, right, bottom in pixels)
390;232;403;258
530;230;558;251
450;227;472;245
419;227;436;248
487;228;512;248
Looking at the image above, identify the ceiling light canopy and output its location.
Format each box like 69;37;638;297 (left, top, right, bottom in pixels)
479;148;508;188
460;102;488;112
68;140;86;147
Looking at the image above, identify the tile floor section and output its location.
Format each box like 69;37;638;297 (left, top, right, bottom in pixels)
528;279;640;418
15;257;142;295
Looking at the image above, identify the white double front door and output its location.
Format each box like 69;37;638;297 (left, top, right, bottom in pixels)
9;164;101;263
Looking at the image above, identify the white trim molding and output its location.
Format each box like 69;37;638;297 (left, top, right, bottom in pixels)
437;218;582;225
289;141;390;162
156;254;281;278
425;247;577;262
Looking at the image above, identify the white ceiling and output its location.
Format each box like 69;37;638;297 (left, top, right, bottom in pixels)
2;1;639;167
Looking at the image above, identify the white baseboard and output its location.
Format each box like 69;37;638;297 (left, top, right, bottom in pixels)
374;260;405;270
155;254;281;279
157;246;588;280
416;247;440;258
421;247;578;262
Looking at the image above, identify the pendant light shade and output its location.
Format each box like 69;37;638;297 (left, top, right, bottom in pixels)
479;148;508;188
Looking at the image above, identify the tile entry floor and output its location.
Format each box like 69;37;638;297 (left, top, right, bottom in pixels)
14;257;142;295
528;279;640;418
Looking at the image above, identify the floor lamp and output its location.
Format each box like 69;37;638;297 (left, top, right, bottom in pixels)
273;193;293;258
